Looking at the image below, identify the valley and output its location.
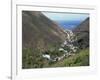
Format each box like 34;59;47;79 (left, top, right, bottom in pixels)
22;11;89;69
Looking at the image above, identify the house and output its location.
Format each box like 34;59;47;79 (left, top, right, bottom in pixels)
59;48;64;51
42;54;51;60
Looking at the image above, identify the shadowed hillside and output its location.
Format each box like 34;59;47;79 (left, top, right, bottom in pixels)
73;17;89;49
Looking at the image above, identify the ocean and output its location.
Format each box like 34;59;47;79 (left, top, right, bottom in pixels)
57;20;82;30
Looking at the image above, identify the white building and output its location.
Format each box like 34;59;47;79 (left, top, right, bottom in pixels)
59;48;64;51
42;54;51;60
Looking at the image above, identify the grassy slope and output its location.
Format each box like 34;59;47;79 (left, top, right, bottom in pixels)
50;48;89;67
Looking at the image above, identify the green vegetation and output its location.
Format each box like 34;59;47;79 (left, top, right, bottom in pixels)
22;48;48;68
22;48;89;68
22;11;89;69
50;48;89;67
22;47;64;68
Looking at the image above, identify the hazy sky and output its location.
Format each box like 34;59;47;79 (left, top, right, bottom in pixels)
42;12;89;22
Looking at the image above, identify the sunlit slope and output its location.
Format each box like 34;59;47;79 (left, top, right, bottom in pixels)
50;48;89;67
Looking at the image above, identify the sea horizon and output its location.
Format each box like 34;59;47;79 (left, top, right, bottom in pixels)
55;20;82;30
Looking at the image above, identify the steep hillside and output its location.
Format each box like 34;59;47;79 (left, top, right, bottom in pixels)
22;11;67;68
22;11;66;51
73;17;89;49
